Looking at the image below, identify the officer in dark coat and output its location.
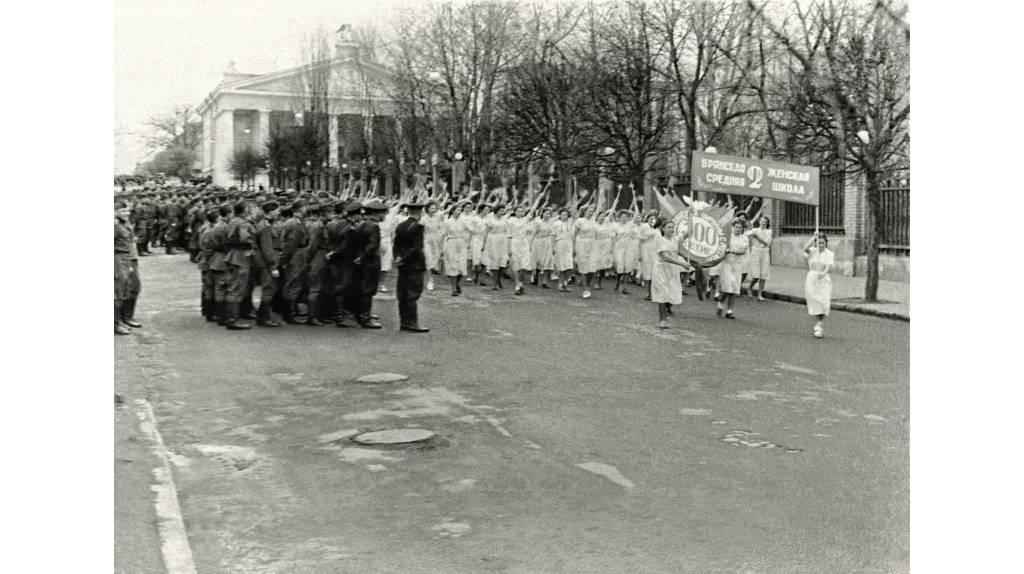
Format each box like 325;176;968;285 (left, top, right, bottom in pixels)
277;201;308;324
223;201;255;330
392;201;429;332
251;200;282;327
353;199;388;329
325;200;360;328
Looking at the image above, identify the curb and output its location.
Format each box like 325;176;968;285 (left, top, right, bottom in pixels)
760;290;909;322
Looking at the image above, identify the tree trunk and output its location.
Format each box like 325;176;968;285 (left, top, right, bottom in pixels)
863;169;881;302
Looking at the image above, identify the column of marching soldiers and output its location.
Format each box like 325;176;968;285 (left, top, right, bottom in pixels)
115;186;431;334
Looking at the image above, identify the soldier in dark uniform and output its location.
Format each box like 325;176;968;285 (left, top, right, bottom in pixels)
197;206;220;322
206;203;232;324
278;201;308;324
353;199;388;329
251;200;282;327
303;202;329;326
324;200;359;328
222;202;255;330
152;193;166;248
393;201;430;333
115;199;143;334
186;197;205;262
163;194;184;254
131;194;153;255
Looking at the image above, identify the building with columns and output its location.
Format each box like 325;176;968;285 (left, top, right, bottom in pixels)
197;26;398;190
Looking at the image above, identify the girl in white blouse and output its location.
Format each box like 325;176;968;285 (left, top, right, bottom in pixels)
803;232;834;338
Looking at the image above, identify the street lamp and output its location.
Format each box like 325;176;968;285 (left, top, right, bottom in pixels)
705;146;718;154
856;130;870;145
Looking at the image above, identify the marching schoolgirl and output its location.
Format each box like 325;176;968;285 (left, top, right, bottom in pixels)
650;220;693;329
638;213;660;300
531;206;557;289
593;210;616;290
552;208;575;291
507;204;535;295
441;202;470;296
573;205;599;299
611;209;635;294
482;204;510;290
716;218;749;319
422;201;443;291
803;232;834;338
746;216;773;300
467;204;490;285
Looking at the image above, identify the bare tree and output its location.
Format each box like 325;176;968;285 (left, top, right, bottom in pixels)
144;106;201;151
290;27;335;189
750;0;909;301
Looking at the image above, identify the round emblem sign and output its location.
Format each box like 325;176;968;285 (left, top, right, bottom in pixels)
672;210;728;268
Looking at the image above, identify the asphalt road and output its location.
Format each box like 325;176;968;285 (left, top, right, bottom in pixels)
115;252;909;574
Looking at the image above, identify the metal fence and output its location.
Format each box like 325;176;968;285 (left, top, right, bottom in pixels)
781;170;846;235
877;169;910;255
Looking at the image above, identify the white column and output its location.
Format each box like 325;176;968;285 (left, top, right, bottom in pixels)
329;114;339;168
256;110;271;189
257;110;270;153
213;108;235;188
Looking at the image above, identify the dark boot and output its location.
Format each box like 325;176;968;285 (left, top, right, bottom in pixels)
224;302;251;330
282;300;299;324
306;296;323;326
203;298;216;322
216;301;229;325
121;297;142;328
256;303;280;327
115;302;131;335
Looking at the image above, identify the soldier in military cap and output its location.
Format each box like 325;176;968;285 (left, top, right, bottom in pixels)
223;201;256;330
353;199;388;329
251;200;282;327
131;193;154;255
278;201;309;324
324;200;360;328
196;205;221;321
393;200;430;332
115;200;142;334
301;202;330;326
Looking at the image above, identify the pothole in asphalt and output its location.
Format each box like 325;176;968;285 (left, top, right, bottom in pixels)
354;372;409;384
721;430;803;453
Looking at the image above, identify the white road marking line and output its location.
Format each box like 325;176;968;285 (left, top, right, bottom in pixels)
135;399;198;574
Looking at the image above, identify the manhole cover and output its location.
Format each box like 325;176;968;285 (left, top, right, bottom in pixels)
356;373;409;384
352;429;435;445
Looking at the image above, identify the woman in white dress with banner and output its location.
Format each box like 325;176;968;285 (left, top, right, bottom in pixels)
746;216;773;300
717;219;749;319
650;220;692;329
803;232;834;338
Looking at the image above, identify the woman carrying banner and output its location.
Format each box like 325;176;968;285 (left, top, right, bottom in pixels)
746;216;773;300
803;232;834;338
650;220;692;329
717;219;749;319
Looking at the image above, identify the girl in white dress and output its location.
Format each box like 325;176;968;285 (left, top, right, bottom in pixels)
482;205;510;290
746;216;773;301
611;210;634;294
421;202;443;292
377;203;401;292
625;212;643;287
442;203;470;296
531;207;556;289
803;232;834;338
717;219;749;319
467;204;490;285
637;213;660;300
573;205;599;299
593;211;616;290
507;205;534;295
650;220;693;329
552;208;575;291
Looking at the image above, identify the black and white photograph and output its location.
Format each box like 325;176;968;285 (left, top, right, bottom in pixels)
105;0;919;572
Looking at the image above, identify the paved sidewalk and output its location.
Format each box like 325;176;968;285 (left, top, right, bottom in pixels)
754;265;909;321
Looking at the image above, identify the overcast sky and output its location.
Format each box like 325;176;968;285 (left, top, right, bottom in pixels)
114;0;410;173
